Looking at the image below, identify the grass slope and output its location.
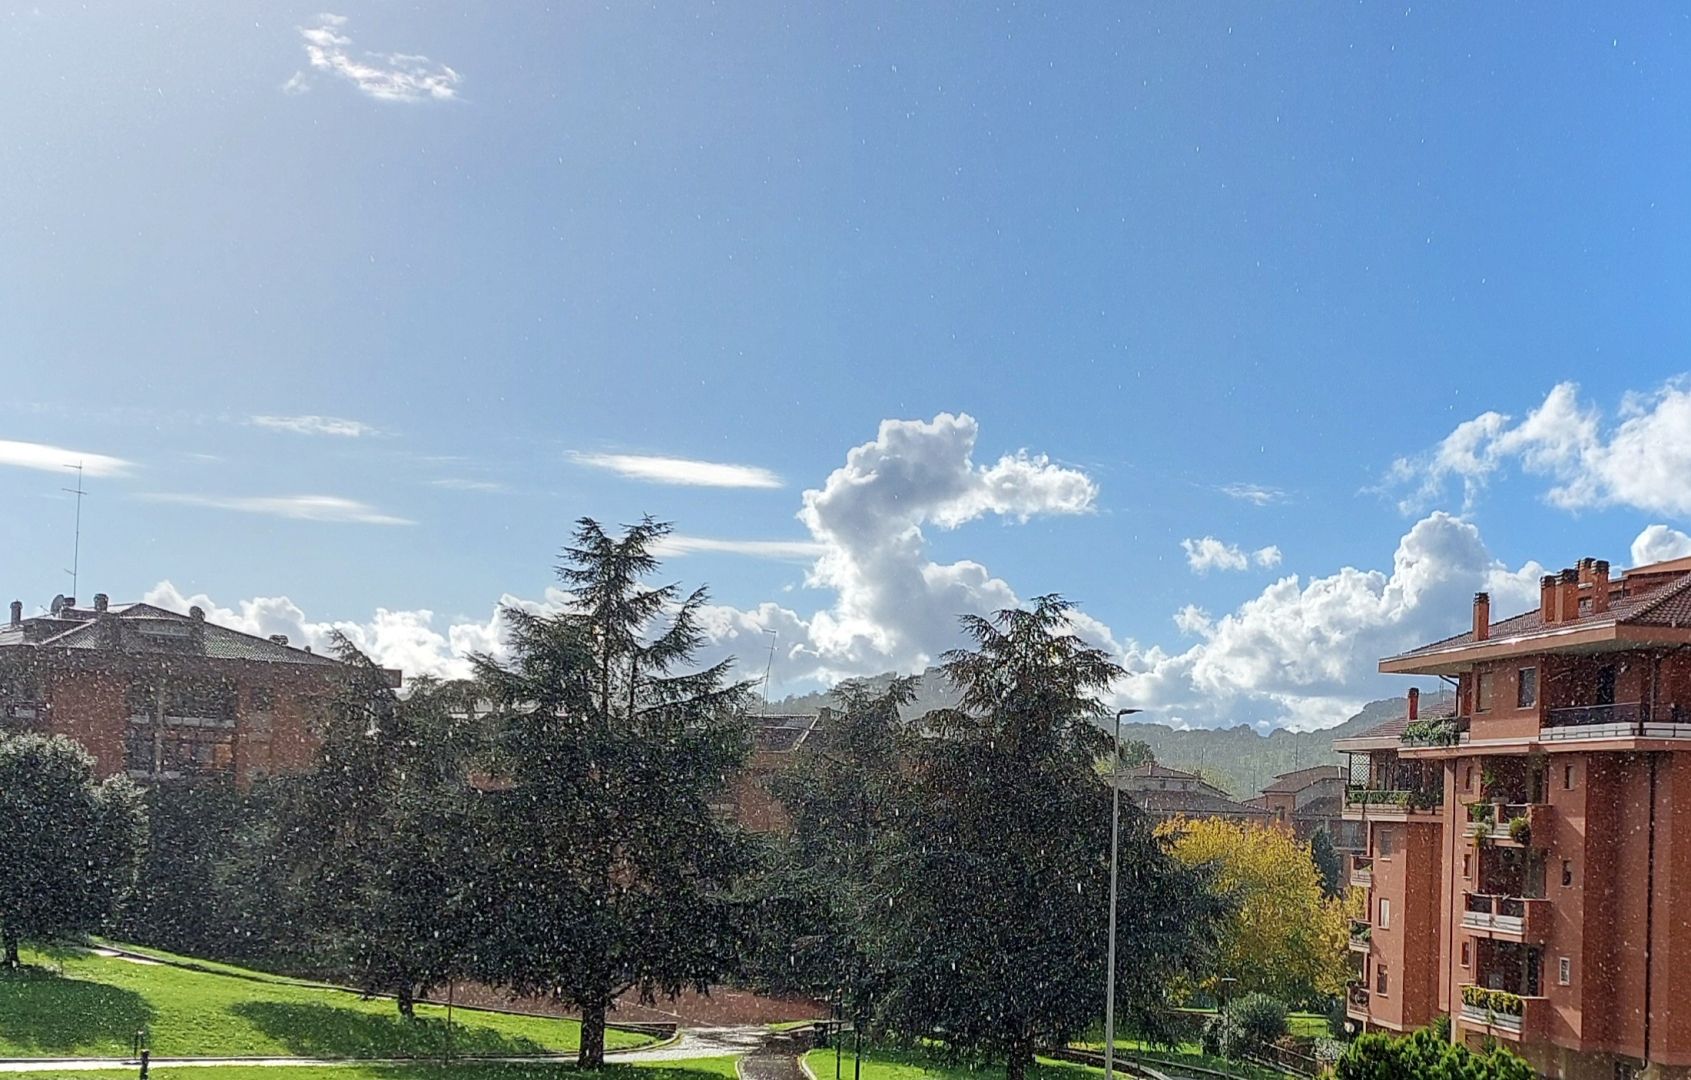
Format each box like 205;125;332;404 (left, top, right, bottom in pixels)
0;947;649;1060
19;1063;740;1080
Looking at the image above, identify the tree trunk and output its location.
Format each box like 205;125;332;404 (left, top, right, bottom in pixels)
579;996;609;1070
396;984;416;1019
2;927;18;968
1005;1035;1032;1080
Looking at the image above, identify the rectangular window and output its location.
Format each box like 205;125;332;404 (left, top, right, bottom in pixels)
1376;964;1389;996
1559;956;1572;986
1379;898;1391;930
1563;859;1574;887
1463;853;1472;878
1377;828;1394;858
1565;763;1576;790
1465;765;1475;790
1518;667;1537;709
1476;672;1492;712
1461;942;1472;968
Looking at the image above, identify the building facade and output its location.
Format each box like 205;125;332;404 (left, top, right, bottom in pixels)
1338;555;1691;1079
1254;764;1365;852
1118;762;1272;824
0;594;357;787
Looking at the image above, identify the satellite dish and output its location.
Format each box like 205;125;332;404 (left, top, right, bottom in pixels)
50;594;67;616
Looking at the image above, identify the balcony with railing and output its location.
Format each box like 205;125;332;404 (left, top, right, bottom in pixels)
1350;854;1373;888
1541;701;1691;742
1346;982;1370;1019
1343;784;1443;820
1348;919;1371;953
1463;800;1548;847
1461;893;1550;942
1458;985;1548;1041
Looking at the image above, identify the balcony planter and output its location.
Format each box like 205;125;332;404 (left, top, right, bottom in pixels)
1402;718;1461;747
1461;985;1524;1017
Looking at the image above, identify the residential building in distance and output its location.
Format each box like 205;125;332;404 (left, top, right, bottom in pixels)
1117;762;1271;825
1338;554;1691;1079
1252;764;1365;852
714;710;837;832
0;593;371;787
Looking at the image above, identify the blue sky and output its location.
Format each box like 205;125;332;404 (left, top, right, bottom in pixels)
4;3;1691;728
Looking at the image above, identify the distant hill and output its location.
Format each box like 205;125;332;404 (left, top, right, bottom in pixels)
766;672;1450;799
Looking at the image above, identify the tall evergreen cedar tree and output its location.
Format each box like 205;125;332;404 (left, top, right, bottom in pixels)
866;597;1225;1080
473;518;755;1069
746;677;917;1016
276;640;492;1015
0;732;147;966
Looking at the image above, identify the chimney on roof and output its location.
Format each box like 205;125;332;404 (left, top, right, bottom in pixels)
1540;574;1559;624
269;634;289;646
1473;592;1491;641
1593;560;1612;614
93;593;108;613
1408;687;1420;722
1559;568;1581;622
8;601;19;627
189;605;205;621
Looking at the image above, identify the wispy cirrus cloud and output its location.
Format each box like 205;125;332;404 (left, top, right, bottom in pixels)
569;451;783;489
140;493;413;526
0;439;133;477
1220;482;1287;506
290;13;461;103
251;414;381;438
650;535;825;561
429;477;509;494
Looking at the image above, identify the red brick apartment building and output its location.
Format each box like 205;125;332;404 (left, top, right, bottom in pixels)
1337;555;1691;1079
0;593;354;786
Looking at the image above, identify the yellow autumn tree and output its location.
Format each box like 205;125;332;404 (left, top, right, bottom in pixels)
1161;817;1350;1004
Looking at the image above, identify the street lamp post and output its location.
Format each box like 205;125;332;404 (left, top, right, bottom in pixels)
1105;706;1142;1080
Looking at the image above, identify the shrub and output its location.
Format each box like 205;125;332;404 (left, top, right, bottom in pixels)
1203;993;1288;1060
1467;801;1494;823
1332;1025;1534;1079
1402;719;1459;747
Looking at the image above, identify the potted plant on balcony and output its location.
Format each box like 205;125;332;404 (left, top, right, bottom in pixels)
1507;815;1531;847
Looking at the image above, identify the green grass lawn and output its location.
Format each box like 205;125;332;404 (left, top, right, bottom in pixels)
0;946;651;1060
15;1061;740;1080
803;1047;1098;1080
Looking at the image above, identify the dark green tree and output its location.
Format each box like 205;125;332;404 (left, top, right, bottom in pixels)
276;644;493;1016
474;517;755;1068
0;732;147;966
866;596;1225;1080
744;677;917;1015
1310;828;1345;901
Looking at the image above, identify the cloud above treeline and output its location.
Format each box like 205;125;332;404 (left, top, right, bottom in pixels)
138;396;1691;731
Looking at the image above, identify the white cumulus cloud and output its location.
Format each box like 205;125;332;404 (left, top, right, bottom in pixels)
1182;536;1282;574
1632;524;1691;566
1118;512;1545;730
1389;378;1691;518
292;13;461;103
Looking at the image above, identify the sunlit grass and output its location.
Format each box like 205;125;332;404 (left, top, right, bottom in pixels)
0;946;650;1060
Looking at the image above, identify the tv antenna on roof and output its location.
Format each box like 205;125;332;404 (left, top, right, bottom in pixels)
62;462;86;600
760;628;778;716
